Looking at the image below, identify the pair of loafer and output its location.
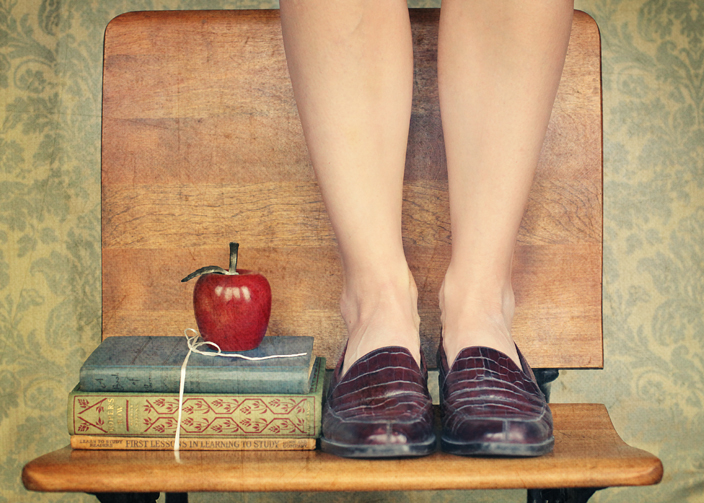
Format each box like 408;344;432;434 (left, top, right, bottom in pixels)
321;343;553;458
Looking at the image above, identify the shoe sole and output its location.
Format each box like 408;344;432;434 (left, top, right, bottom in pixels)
441;435;554;457
321;434;436;459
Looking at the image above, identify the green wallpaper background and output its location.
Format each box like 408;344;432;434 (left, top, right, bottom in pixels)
1;0;702;501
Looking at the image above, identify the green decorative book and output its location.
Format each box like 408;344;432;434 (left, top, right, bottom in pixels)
68;357;324;438
79;335;315;394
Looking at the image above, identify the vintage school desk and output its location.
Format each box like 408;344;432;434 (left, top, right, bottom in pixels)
23;9;663;503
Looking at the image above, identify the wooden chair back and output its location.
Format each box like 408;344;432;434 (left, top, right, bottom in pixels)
101;9;602;369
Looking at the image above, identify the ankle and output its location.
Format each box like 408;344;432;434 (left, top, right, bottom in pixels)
339;267;421;373
439;271;515;324
340;264;419;323
439;272;520;369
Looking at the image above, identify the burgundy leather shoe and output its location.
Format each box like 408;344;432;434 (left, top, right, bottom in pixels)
438;344;554;457
321;346;436;458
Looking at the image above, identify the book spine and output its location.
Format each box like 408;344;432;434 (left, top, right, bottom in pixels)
70;435;316;451
69;358;324;438
79;367;308;394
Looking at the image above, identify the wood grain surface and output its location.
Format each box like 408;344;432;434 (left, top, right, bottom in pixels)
101;9;603;368
22;404;662;493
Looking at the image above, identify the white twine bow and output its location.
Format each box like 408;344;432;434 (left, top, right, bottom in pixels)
174;328;307;461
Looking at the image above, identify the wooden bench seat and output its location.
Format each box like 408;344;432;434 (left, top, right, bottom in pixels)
22;9;662;502
23;404;661;495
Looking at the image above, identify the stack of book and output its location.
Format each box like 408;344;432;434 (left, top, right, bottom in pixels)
68;335;324;451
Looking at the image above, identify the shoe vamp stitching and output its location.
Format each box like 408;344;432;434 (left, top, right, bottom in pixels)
443;384;541;405
445;403;549;423
330;390;432;413
333;375;427;400
328;398;433;422
444;382;543;402
447;400;546;419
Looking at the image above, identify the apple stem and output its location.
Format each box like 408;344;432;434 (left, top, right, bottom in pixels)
229;242;240;274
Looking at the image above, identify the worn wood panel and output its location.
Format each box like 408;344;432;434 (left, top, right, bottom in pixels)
102;180;599;248
101;10;600;184
22;404;662;493
101;9;603;368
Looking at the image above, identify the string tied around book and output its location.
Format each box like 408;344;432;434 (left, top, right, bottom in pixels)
174;328;307;461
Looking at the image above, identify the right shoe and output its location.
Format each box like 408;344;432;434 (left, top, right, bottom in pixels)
438;344;554;457
320;345;436;458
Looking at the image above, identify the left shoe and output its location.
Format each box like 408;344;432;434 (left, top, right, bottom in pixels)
438;344;554;457
320;345;436;458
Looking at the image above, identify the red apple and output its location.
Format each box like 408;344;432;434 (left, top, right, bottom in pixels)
181;243;271;351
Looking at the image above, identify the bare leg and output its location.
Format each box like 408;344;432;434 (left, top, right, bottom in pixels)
279;0;418;373
438;0;574;368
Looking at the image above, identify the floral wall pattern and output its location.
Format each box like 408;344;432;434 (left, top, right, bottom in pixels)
0;0;702;502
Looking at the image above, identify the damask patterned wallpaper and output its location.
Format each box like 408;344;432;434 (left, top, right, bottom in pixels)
1;0;702;502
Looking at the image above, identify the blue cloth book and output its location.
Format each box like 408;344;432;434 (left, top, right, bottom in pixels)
79;336;315;394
